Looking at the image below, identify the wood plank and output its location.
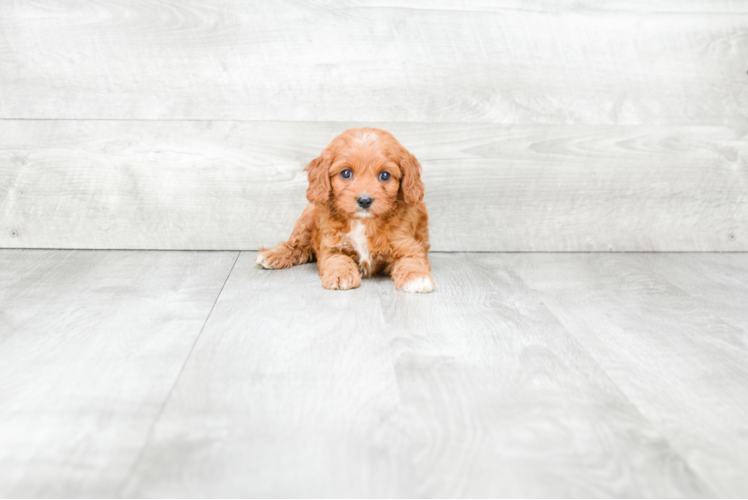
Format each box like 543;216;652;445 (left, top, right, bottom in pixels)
122;252;714;497
120;252;411;498
2;121;746;251
1;1;746;124
0;249;238;497
506;252;748;497
378;253;714;497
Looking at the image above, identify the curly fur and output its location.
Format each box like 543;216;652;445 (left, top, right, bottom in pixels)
256;127;434;293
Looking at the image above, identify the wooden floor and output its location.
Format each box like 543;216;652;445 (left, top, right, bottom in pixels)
1;250;747;498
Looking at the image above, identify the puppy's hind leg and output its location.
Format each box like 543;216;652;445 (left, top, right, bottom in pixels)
256;204;316;270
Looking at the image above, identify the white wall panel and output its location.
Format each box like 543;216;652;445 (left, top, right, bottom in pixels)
1;1;745;250
1;1;746;124
2;121;745;251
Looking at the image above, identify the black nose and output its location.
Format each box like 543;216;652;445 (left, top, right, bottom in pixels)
357;196;373;209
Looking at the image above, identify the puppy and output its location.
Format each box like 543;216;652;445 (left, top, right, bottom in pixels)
255;127;435;293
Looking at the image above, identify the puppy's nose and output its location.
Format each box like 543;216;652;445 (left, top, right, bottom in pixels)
357;196;373;209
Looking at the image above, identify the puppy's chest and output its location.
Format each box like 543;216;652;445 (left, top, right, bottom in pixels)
340;221;386;276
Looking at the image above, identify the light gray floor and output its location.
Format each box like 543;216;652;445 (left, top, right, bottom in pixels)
1;250;747;498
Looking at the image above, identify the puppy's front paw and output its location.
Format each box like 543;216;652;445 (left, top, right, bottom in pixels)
255;247;301;270
321;268;362;290
398;274;435;293
255;251;275;269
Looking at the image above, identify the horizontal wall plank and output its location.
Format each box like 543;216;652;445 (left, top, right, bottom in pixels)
1;1;746;124
1;121;746;251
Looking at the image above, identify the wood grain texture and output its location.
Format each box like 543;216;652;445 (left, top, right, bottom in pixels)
0;249;238;497
1;1;746;124
2;121;746;251
121;252;714;497
120;251;410;498
377;252;715;497
507;252;748;497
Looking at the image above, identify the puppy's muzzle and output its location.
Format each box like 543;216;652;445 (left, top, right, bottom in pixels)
357;196;373;209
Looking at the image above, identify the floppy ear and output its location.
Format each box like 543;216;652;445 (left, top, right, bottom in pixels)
304;154;331;205
399;151;425;205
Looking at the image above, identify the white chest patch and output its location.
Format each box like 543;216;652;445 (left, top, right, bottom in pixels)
345;221;371;268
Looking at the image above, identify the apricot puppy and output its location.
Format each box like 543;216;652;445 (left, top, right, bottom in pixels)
256;127;435;293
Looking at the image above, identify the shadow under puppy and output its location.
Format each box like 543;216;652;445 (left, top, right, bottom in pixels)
256;127;435;293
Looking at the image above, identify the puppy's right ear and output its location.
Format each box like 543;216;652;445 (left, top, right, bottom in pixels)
304;154;331;205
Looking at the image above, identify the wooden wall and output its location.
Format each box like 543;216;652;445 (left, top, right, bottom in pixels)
1;1;747;251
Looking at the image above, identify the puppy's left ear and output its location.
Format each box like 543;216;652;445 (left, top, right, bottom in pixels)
399;151;425;205
304;154;332;205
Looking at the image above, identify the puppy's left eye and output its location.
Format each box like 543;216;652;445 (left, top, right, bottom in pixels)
341;169;352;179
379;171;391;181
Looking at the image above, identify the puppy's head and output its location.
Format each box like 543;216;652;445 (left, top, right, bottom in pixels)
304;128;424;219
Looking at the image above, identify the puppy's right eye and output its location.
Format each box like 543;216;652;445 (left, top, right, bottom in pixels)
341;169;352;179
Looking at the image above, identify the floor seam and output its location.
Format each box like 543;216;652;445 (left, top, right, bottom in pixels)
510;266;723;497
114;251;241;497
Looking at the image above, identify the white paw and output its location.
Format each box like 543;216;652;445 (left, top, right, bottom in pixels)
401;276;435;293
255;253;274;269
